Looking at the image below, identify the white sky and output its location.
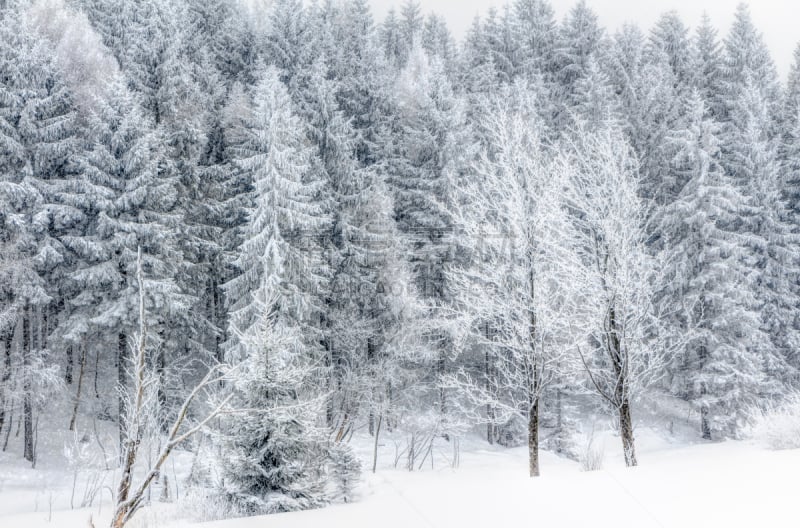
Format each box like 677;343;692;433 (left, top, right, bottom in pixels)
367;0;799;78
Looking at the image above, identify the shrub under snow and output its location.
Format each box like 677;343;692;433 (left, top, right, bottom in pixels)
577;427;605;472
750;394;800;450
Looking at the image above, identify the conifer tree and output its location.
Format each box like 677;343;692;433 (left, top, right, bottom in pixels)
223;67;327;364
693;14;724;116
511;0;557;80
216;299;330;515
68;78;189;444
554;0;603;92
0;11;80;461
388;43;476;431
659;92;771;437
724;77;799;387
647;11;693;91
720;3;781;129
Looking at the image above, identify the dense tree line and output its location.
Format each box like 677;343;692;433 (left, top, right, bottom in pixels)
1;0;799;518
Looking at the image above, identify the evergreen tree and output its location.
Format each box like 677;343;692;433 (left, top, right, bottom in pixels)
84;0;178;121
570;56;620;130
720;3;781;129
552;0;604;128
264;0;313;89
647;11;693;91
783;45;800;236
185;0;256;85
458;15;500;96
511;0;557;81
421;14;455;72
607;22;682;204
659;92;771;438
724;77;799;386
554;0;603;92
0;12;83;461
223;67;327;363
389;43;475;429
69;78;189;440
693;13;723;116
483;6;519;85
379;7;404;67
216;300;329;515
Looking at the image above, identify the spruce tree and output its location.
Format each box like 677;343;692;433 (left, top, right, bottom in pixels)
554;0;603;91
389;43;475;430
216;301;329;515
647;11;693;91
511;0;557;81
720;4;781;129
659;92;773;438
725;77;799;387
0;12;81;461
223;67;327;363
693;14;723;116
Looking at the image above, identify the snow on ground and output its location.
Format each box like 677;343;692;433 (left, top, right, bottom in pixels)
1;419;799;528
198;429;800;528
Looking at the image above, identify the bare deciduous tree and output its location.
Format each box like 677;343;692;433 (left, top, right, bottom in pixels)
447;92;581;477
110;248;231;528
558;125;668;467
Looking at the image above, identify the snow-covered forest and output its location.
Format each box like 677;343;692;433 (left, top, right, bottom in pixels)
2;0;800;526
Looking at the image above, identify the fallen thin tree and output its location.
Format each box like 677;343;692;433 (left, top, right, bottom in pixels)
110;248;232;528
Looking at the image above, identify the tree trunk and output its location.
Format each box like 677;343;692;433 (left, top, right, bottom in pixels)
157;340;166;426
65;345;73;385
367;337;375;437
527;267;541;477
386;383;395;432
22;304;33;463
528;395;540;477
608;305;637;467
111;509;126;528
437;342;448;442
484;324;495;445
212;275;223;364
700;404;712;440
0;324;13;436
2;411;12;451
113;247;146;527
69;345;87;431
118;330;127;456
555;385;564;453
94;347;101;399
335;413;349;443
372;414;382;473
41;304;48;350
53;300;62;375
113;437;139;528
619;399;637;467
325;334;335;429
437;351;446;418
698;348;712;440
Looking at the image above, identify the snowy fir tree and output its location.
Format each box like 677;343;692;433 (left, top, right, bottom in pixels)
223;66;326;363
215;298;330;515
657;92;773;438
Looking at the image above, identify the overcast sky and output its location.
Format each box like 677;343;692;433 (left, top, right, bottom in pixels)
367;0;799;78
